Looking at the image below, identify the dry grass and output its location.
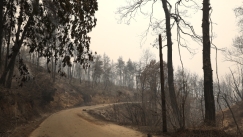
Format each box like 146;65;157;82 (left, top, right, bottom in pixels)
87;102;241;137
217;101;243;136
172;128;233;137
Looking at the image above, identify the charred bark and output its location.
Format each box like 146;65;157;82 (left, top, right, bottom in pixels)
161;0;182;128
0;0;3;67
202;0;216;126
159;34;167;132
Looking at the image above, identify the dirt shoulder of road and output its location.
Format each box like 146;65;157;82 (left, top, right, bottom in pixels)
7;113;52;137
8;106;81;137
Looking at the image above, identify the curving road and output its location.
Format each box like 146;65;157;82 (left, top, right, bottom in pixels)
29;104;146;137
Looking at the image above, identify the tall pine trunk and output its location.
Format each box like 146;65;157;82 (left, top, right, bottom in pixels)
53;56;56;83
79;65;82;83
159;34;167;132
202;0;216;126
6;56;17;88
51;50;54;80
161;0;182;128
5;27;11;70
0;0;3;68
37;52;39;69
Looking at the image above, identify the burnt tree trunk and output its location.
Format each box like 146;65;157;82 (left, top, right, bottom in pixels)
202;0;216;126
161;0;182;128
5;26;11;70
6;55;17;88
159;34;167;132
37;52;40;69
79;65;82;83
0;0;3;67
53;53;56;83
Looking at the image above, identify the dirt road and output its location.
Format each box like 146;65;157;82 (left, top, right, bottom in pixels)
29;104;146;137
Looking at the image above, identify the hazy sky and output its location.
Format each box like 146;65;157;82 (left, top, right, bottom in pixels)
89;0;242;77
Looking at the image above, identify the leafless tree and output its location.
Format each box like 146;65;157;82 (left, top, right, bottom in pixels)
224;35;243;65
117;0;200;129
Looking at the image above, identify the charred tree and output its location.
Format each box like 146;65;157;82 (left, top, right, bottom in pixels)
161;0;182;128
202;0;216;126
0;0;4;68
159;34;167;132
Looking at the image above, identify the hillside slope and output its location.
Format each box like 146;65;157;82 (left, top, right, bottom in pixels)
0;63;131;137
217;101;243;135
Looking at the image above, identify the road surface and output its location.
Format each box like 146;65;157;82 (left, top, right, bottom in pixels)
29;104;146;137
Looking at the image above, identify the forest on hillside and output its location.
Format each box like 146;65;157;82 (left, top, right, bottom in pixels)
0;0;243;137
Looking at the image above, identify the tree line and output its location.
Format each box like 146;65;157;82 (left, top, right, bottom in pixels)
117;0;243;133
